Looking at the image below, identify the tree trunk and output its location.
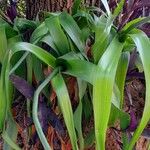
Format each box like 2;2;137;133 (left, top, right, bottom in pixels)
26;0;68;19
26;0;100;19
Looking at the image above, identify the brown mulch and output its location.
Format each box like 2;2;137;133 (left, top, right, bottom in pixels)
105;78;148;150
0;78;149;149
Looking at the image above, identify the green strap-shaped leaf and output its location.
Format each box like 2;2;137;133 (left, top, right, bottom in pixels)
0;18;18;39
0;51;19;150
72;0;83;15
127;30;150;149
0;53;9;131
55;52;99;84
100;0;111;15
9;52;29;75
109;104;130;128
45;16;70;55
120;17;150;36
93;36;124;150
0;79;6;131
0;34;22;147
30;22;48;43
0;25;7;62
112;83;121;109
52;74;78;150
59;12;85;53
62;59;100;84
92;15;114;63
11;42;56;68
40;35;59;55
113;0;125;18
74;79;87;150
58;37;124;150
14;18;38;32
116;52;130;108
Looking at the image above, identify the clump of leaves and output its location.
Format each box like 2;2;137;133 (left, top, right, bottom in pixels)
1;0;150;150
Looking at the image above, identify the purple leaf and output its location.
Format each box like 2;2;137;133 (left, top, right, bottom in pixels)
127;72;144;80
38;98;65;138
10;74;34;99
10;74;65;142
127;109;138;132
7;1;17;22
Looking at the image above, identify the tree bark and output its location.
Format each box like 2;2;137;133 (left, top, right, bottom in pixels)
26;0;100;19
26;0;69;19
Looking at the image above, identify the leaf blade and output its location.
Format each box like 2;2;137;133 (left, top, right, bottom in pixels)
52;74;78;150
127;29;150;149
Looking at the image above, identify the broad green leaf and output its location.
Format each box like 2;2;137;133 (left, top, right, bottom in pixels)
121;18;145;31
1;52;17;150
45;16;70;55
72;0;83;15
127;30;150;149
123;38;135;52
74;79;87;150
120;17;150;36
40;35;59;55
116;52;130;108
14;18;38;32
0;53;9;131
78;79;87;100
113;0;125;18
73;100;84;149
30;22;48;43
52;74;78;150
32;55;45;82
10;42;56;68
84;129;95;148
0;25;7;62
82;93;93;121
100;0;111;15
73;10;94;25
92;15;114;63
58;37;124;150
59;12;85;53
93;36;124;150
0;79;6;131
108;104;130;128
9;52;29;75
0;19;18;39
8;35;22;49
56;52;100;84
32;56;49;99
0;32;21;132
112;84;121;109
122;132;130;150
135;54;144;72
62;59;100;84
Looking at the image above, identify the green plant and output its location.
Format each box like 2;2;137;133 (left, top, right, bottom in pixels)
1;0;150;150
